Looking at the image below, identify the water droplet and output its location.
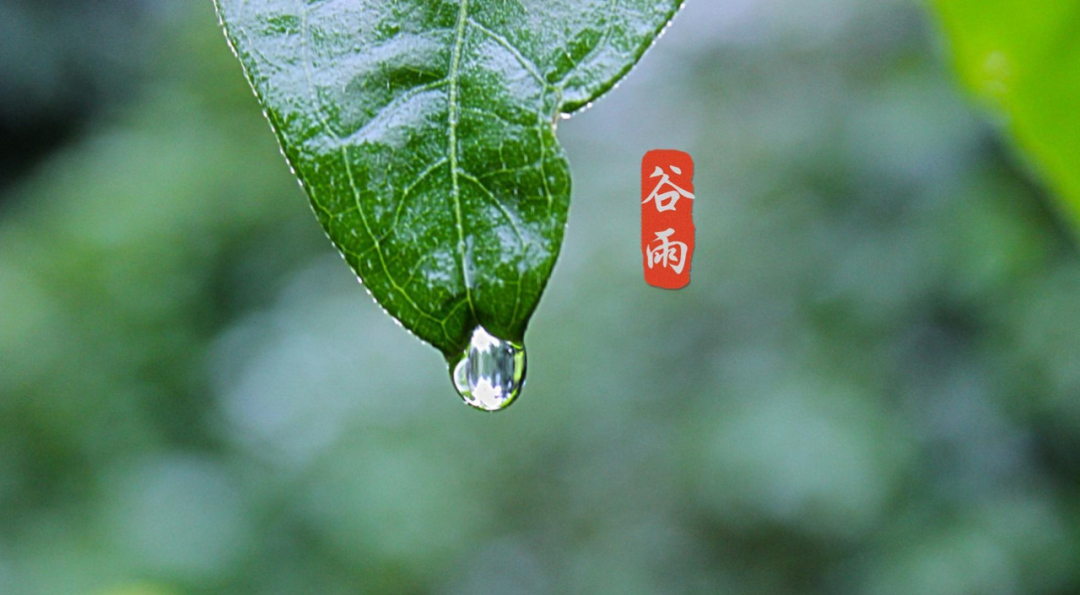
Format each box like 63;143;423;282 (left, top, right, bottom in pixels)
451;326;526;412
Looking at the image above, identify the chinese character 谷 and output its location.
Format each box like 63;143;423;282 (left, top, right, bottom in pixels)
646;228;688;274
643;165;695;212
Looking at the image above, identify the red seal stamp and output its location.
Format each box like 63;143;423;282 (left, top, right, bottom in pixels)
642;150;694;289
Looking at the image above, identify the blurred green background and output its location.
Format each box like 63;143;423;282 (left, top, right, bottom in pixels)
3;1;1080;594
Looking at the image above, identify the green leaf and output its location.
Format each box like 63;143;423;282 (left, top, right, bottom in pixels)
214;0;682;358
930;0;1080;231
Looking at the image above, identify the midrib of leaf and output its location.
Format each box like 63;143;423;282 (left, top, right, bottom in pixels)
448;0;477;324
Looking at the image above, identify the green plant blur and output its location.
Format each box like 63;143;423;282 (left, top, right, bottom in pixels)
1;1;1079;594
932;0;1080;233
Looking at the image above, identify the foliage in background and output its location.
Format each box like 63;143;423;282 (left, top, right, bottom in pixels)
0;0;171;190
2;1;1080;594
932;0;1080;230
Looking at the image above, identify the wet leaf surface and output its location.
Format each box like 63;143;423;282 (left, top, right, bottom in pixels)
215;0;683;357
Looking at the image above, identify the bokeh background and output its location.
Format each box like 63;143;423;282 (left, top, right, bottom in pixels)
3;0;1080;594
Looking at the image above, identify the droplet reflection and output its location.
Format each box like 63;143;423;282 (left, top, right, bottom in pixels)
451;326;526;412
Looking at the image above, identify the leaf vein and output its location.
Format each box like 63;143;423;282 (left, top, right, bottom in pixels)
465;17;548;88
449;0;478;323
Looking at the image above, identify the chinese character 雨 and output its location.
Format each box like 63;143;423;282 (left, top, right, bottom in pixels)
646;228;688;274
643;165;695;212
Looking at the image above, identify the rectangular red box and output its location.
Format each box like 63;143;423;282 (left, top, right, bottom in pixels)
642;149;694;289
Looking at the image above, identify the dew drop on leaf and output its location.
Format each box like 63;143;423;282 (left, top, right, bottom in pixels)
451;326;526;412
